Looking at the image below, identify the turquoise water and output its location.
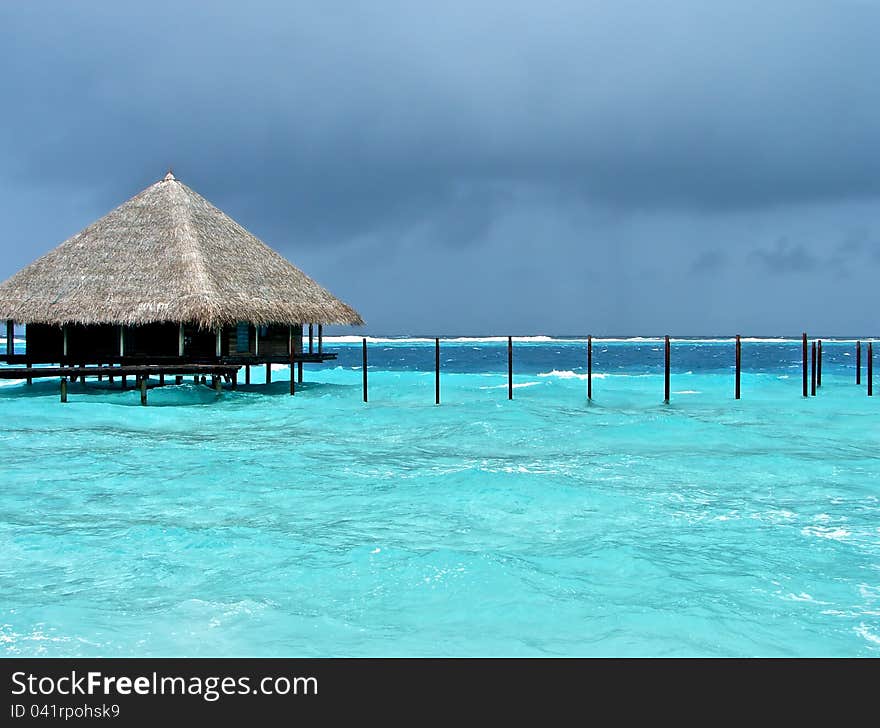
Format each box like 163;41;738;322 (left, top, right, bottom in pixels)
1;337;878;656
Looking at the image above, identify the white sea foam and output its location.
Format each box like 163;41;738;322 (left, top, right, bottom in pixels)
479;381;542;390
801;526;851;540
537;369;611;380
856;624;880;646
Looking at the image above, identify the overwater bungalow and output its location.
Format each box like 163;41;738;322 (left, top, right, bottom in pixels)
0;171;363;396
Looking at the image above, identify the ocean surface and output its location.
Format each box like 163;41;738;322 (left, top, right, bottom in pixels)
1;336;878;656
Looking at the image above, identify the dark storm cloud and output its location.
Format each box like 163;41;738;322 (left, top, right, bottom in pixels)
1;1;879;333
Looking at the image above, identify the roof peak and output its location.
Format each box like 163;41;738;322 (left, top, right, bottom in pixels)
163;169;176;182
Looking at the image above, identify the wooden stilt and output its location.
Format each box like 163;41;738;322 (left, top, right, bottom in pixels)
811;341;817;396
318;324;323;354
508;336;513;400
122;375;128;390
232;370;238;390
435;337;440;405
5;319;12;360
175;375;182;385
309;324;314;353
587;335;592;401
194;375;199;384
159;373;165;386
664;335;671;403
362;338;368;403
856;341;861;385
802;333;808;398
289;362;295;396
245;364;250;385
298;361;303;383
140;377;147;406
266;362;271;385
60;377;67;403
735;334;741;400
26;361;32;385
869;342;874;397
817;339;823;388
98;363;103;382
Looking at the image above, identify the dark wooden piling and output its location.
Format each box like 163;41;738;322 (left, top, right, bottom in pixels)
26;361;32;385
289;362;295;396
735;334;741;400
5;319;13;359
245;365;250;385
508;336;513;400
664;335;671;403
817;339;823;388
231;370;238;390
122;375;128;391
811;341;817;396
802;333;808;398
435;337;440;405
60;377;67;403
362;338;368;402
140;377;147;406
309;324;314;354
318;324;323;354
869;342;874;397
298;361;303;383
193;375;199;384
175;375;182;385
159;373;165;386
856;341;861;385
587;335;593;401
266;362;271;385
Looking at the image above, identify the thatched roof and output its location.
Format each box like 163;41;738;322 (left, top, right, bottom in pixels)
0;171;363;328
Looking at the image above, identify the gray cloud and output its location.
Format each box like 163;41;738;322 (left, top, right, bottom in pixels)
1;1;880;333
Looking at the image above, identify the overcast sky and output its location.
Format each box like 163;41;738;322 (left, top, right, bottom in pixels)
1;1;879;334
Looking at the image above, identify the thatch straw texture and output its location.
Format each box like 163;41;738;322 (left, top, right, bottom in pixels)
0;172;363;328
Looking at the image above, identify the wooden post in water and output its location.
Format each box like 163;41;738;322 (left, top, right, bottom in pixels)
811;341;817;396
435;337;440;405
26;360;32;386
289;325;296;396
245;365;250;385
869;342;874;397
175;375;182;385
318;324;323;354
298;361;303;383
231;370;238;390
122;375;127;390
735;334;741;400
309;324;314;353
856;341;861;385
508;336;513;400
362;338;368;402
664;335;671;403
5;319;13;359
140;377;147;406
266;362;271;385
159;373;165;386
60;377;67;403
802;333;808;397
817;339;823;388
587;335;593;401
